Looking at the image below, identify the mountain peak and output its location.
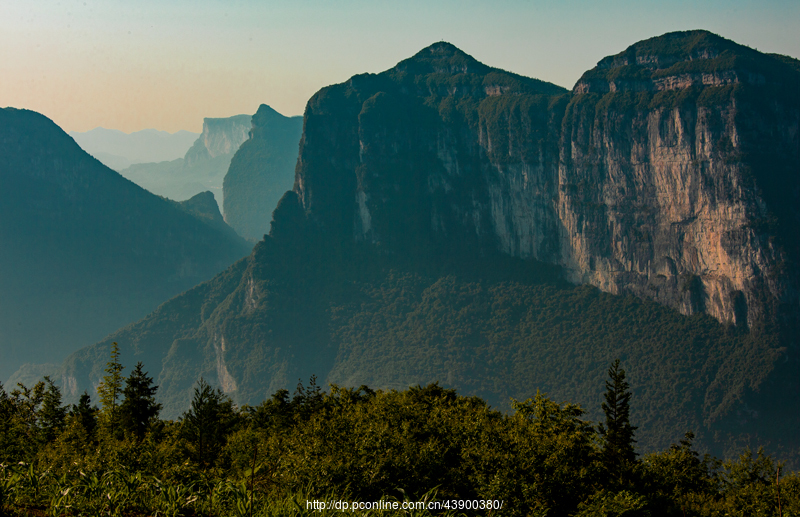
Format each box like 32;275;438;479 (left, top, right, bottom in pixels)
418;41;469;58
576;29;800;93
396;41;490;76
596;30;745;70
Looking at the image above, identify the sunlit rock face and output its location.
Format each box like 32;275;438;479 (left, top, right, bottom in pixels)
184;115;252;165
294;32;800;329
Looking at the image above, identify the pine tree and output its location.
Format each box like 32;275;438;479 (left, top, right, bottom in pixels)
599;359;637;484
97;342;124;435
72;391;98;439
181;378;237;468
39;376;67;443
119;362;162;440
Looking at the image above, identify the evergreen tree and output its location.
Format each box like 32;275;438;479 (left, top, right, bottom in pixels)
71;391;98;439
599;359;637;484
97;341;125;435
38;376;67;443
181;378;237;468
119;362;162;440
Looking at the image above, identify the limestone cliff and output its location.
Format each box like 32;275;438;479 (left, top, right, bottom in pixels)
293;32;800;332
557;31;799;331
184;114;251;166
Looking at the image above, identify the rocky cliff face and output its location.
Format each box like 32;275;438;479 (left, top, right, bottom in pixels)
555;32;800;330
184;115;251;165
293;31;800;332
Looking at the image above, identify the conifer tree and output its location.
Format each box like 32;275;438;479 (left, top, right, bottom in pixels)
72;391;98;439
119;362;162;440
39;376;67;443
97;342;124;435
599;359;637;484
181;378;237;467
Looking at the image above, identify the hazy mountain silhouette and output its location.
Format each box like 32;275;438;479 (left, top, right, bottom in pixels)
68;127;199;170
223;105;303;240
115;115;251;210
0;107;252;382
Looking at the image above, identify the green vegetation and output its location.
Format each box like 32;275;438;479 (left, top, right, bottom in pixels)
97;342;125;436
1;354;798;516
579;30;800;91
600;360;638;486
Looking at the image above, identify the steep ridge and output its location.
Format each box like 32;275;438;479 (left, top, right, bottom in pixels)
49;32;800;462
0;108;252;382
223;105;303;241
175;191;242;239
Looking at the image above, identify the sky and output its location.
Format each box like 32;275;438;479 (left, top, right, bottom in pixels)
2;0;798;134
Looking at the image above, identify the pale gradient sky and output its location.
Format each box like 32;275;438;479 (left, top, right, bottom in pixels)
2;0;798;134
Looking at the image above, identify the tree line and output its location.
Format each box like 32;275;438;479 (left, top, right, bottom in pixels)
0;344;797;516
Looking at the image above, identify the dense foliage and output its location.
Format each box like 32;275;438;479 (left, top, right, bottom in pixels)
1;356;798;516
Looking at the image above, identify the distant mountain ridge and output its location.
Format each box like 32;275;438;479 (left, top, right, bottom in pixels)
46;31;800;465
116;114;252;210
0;107;252;382
185;115;251;165
68;127;199;170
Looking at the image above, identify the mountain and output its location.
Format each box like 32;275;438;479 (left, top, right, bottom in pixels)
0;107;253;382
117;115;252;208
185;115;251;165
296;34;799;332
68;127;199;170
223;105;303;240
175;191;240;238
47;32;800;463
